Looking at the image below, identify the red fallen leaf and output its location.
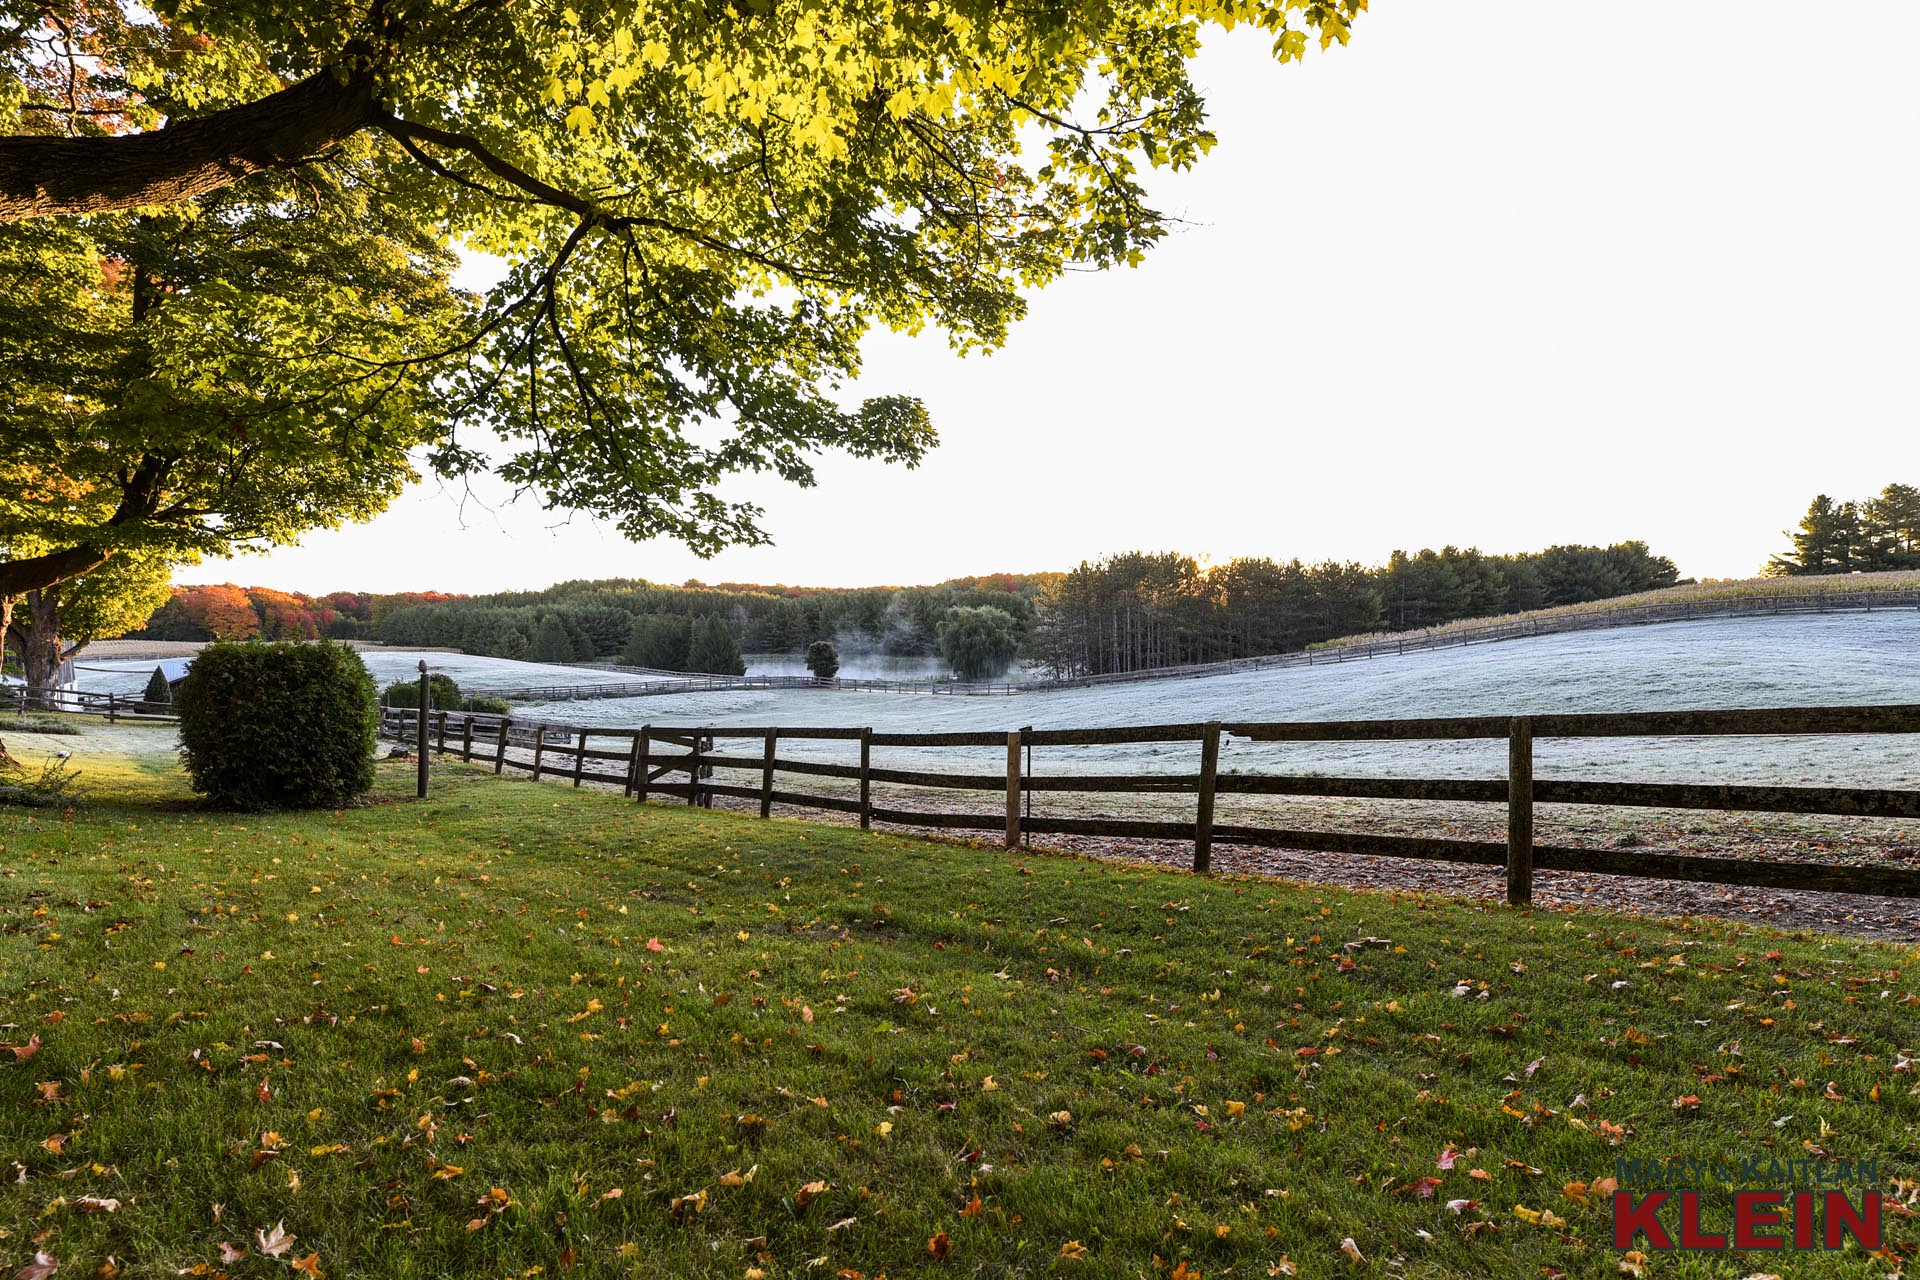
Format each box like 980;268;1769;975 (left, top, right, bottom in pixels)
257;1077;272;1103
936;1101;956;1114
1437;1147;1458;1170
557;1244;577;1270
218;1243;250;1263
12;1036;42;1063
1409;1177;1444;1199
927;1230;952;1259
645;938;665;952
1672;1095;1701;1111
1294;1047;1320;1058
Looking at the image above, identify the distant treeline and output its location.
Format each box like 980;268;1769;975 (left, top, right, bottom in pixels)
1029;542;1682;677
369;575;1052;668
135;585;460;642
1767;484;1920;576
128;544;1681;681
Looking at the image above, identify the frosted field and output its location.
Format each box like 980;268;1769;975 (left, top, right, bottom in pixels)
74;611;1920;788
535;612;1920;787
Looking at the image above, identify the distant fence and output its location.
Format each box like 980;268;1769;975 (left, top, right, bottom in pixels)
3;687;178;723
380;702;1920;905
498;587;1920;704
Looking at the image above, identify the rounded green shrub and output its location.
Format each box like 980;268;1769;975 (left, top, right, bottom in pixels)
177;642;378;809
380;672;464;708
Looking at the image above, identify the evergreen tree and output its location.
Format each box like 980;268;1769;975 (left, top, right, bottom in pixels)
804;641;840;679
622;615;692;670
530;616;574;664
501;629;531;660
685;616;746;676
1769;495;1856;575
143;665;171;706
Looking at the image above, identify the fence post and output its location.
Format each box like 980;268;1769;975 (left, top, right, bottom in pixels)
759;729;777;818
858;727;873;830
415;661;429;799
1004;731;1022;850
1507;717;1533;905
636;726;652;803
1195;721;1221;873
572;728;587;787
686;730;704;806
702;730;716;808
461;716;474;762
494;717;511;774
624;732;642;798
531;725;546;779
107;692;117;724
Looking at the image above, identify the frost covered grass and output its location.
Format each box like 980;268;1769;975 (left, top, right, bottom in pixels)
0;733;1915;1278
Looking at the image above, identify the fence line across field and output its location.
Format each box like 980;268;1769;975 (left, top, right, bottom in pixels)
500;586;1920;704
379;701;1920;906
3;686;179;723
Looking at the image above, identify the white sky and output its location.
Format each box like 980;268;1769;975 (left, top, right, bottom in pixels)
180;3;1920;594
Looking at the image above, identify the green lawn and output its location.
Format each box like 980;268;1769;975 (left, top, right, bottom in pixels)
0;729;1914;1278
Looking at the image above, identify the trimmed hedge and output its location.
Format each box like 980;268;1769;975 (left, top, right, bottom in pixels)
380;673;463;709
176;642;378;809
378;674;510;716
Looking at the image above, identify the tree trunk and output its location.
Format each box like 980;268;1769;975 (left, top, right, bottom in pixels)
16;590;68;711
0;593;18;769
0;63;377;221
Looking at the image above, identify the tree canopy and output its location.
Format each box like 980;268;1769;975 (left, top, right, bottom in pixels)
2;0;1364;552
0;147;467;607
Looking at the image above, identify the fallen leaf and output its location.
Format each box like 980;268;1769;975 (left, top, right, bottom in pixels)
257;1222;297;1258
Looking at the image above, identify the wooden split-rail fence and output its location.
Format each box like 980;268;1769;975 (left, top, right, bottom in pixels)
380;702;1920;906
3;687;178;722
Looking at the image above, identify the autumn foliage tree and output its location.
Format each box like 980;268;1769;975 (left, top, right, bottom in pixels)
2;0;1364;558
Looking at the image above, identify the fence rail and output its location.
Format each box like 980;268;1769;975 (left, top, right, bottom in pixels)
4;686;178;723
378;701;1920;904
496;587;1920;704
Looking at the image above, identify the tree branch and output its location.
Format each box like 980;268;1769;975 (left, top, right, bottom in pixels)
0;62;378;220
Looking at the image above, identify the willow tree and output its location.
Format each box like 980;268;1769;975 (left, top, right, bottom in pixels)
2;1;1364;554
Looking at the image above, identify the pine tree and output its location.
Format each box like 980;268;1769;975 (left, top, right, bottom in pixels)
804;640;840;679
685;616;746;676
1770;495;1855;575
143;665;171;706
622;615;692;670
530;616;574;663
